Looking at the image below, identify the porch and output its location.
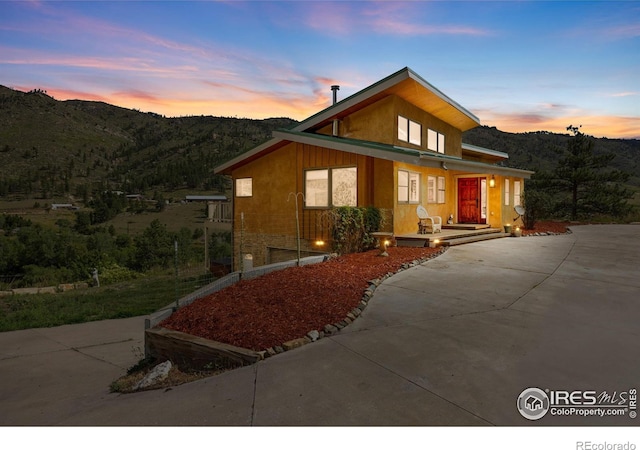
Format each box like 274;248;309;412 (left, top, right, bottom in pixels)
394;224;510;247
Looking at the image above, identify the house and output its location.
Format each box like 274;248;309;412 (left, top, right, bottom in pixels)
525;395;543;412
215;67;533;270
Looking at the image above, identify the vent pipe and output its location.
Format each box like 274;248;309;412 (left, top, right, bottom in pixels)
331;85;340;105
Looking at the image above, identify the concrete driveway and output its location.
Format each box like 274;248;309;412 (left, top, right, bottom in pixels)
1;224;639;426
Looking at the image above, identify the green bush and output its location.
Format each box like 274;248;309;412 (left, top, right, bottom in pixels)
329;206;382;255
98;263;140;285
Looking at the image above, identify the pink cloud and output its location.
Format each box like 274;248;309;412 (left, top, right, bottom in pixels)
299;1;493;37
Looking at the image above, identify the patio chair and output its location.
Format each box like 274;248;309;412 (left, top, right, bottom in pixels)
417;205;442;234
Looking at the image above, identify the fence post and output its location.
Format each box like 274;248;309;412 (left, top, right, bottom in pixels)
174;239;179;310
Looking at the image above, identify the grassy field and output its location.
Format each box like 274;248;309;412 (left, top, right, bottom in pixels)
0;264;221;332
0;273;177;332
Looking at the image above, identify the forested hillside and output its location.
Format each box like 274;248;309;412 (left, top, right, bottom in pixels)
463;126;640;186
0;85;296;199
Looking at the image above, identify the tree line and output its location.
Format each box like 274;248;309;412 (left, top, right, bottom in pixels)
0;212;231;289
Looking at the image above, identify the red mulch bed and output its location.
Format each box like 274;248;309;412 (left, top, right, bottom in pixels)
160;221;570;352
160;246;443;351
521;220;570;236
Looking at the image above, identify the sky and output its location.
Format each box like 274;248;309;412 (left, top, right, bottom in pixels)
1;0;639;139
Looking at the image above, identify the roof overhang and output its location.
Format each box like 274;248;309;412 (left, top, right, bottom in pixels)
214;137;288;174
295;67;481;133
216;130;533;179
462;142;509;162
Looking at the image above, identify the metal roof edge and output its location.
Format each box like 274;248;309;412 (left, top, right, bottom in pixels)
213;137;283;174
293;67;481;132
405;68;481;126
292;67;412;132
462;142;509;159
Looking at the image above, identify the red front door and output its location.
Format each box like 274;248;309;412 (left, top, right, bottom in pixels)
458;178;480;223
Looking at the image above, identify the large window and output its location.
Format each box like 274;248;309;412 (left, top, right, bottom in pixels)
398;115;422;146
504;178;510;206
398;170;420;204
305;167;357;208
427;176;436;203
437;176;446;203
235;178;253;197
428;129;445;154
514;181;521;206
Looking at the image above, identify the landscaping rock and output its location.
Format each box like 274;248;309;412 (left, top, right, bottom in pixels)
324;324;338;335
134;360;172;390
283;337;309;351
307;330;320;342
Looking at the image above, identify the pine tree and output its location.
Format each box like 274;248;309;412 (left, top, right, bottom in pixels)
552;125;632;220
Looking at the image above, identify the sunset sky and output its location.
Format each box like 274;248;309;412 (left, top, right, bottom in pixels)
1;1;639;138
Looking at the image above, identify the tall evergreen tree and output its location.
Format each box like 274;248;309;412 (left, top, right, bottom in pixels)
551;125;632;220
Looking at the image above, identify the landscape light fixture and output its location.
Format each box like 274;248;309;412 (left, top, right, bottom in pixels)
489;175;496;188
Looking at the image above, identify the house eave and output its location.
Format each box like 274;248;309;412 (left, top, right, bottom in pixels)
271;130;534;179
462;142;509;160
214;137;285;174
293;67;481;133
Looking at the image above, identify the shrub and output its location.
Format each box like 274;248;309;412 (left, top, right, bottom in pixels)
329;206;382;255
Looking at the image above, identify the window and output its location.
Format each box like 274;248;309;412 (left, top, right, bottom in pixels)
514;181;522;206
235;178;252;197
398;115;422;146
331;167;357;206
427;176;436;203
305;167;357;208
305;169;329;207
437;176;446;203
398;170;420;203
428;129;445;154
504;178;510;206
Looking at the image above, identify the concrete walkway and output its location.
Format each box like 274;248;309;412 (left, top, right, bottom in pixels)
1;224;639;426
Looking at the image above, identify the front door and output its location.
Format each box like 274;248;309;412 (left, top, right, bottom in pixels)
458;178;482;223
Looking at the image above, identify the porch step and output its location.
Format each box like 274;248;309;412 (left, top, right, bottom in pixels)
441;231;509;246
395;227;505;248
442;223;492;230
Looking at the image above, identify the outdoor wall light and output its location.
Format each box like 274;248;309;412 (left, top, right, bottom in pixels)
489;175;496;188
314;240;325;247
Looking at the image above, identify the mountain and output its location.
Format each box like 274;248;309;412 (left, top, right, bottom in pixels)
0;85;297;199
463;126;640;186
1;85;638;201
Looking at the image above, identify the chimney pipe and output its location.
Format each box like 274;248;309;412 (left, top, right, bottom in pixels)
331;85;340;105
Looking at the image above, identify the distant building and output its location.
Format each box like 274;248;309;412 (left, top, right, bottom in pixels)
51;204;79;211
185;195;231;222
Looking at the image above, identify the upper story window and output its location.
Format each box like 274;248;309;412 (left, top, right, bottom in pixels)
398;115;422;146
305;167;357;208
428;129;445;154
235;178;253;197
